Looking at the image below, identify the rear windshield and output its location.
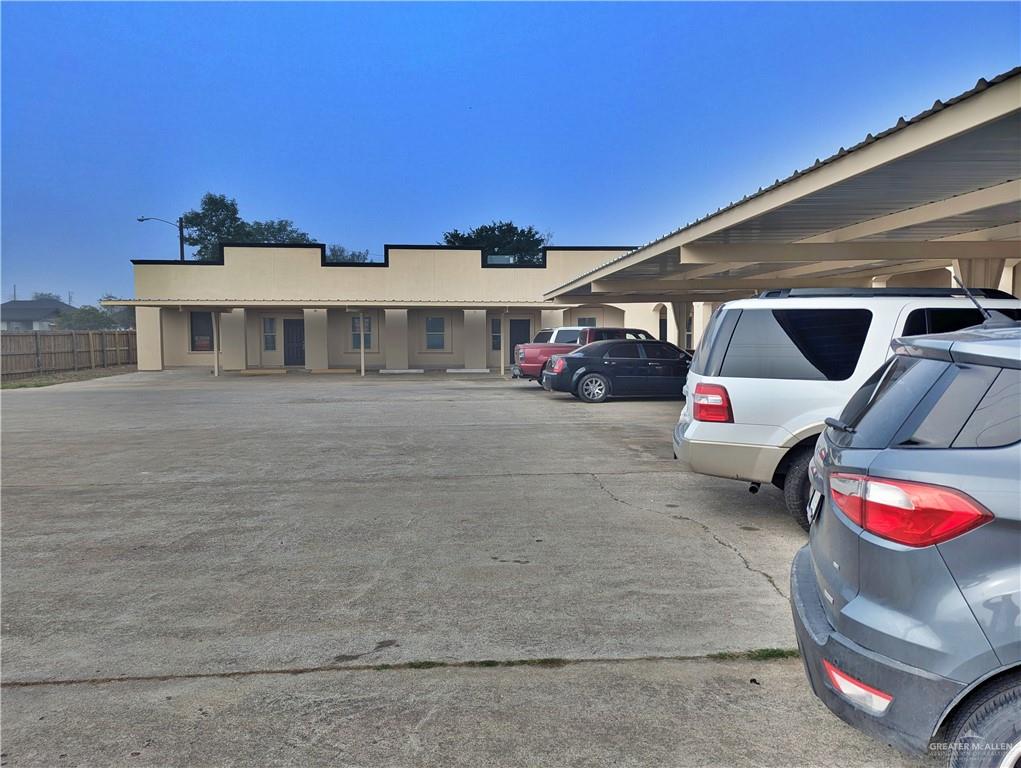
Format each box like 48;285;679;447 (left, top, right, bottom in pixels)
832;356;947;448
833;356;1017;450
719;308;872;381
532;330;553;343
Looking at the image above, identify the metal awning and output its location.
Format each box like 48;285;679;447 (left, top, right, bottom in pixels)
547;68;1021;303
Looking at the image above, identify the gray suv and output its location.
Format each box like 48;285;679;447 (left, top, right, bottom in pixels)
790;324;1021;767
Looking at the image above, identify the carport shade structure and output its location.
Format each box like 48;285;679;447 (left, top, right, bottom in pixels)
545;67;1021;306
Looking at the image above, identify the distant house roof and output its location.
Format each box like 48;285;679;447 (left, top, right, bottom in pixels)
1;298;75;322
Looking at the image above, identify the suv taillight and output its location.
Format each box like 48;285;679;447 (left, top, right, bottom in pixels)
692;383;732;422
829;473;992;546
551;358;567;374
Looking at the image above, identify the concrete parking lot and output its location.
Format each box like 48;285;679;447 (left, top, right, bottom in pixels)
2;370;928;767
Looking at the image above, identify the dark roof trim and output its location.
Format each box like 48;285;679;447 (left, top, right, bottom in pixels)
553;66;1021;289
133;242;326;266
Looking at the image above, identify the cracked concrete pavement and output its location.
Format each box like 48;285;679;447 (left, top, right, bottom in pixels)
1;370;929;766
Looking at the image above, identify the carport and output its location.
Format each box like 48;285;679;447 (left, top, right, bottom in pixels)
545;68;1021;338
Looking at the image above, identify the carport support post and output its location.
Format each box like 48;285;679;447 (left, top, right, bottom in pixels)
212;311;220;377
359;311;365;377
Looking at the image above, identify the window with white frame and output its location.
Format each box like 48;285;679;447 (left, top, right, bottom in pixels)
684;305;694;349
577;316;597;327
425;316;446;350
352;315;373;350
262;317;276;351
491;318;501;351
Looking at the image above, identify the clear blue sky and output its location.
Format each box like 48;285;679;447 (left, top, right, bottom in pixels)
2;2;1019;305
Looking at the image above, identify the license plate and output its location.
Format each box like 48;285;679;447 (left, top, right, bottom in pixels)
807;488;823;525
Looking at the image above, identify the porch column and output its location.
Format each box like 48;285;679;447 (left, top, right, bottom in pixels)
212;311;220;377
303;309;329;370
383;309;409;370
135;306;164;371
670;301;691;347
219;309;248;370
954;259;1006;290
462;309;488;371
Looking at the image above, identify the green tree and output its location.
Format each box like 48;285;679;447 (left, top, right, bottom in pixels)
31;292;64;302
55;306;118;330
325;244;371;263
181;194;248;261
180;193;313;261
100;294;135;329
441;220;551;265
245;219;314;245
55;294;135;330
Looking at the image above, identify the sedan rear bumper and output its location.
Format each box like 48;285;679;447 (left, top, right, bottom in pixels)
790;546;964;756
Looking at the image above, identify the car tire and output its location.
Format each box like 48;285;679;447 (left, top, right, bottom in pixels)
577;373;610;403
783;449;813;532
942;672;1021;768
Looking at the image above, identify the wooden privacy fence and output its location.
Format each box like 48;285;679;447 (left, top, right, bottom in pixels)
1;330;137;379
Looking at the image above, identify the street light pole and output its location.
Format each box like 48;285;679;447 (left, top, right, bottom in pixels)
137;215;186;261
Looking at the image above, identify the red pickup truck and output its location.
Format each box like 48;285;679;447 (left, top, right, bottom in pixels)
512;326;656;381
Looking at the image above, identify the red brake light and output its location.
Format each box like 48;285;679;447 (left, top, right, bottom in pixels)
551;358;567;374
827;473;991;546
692;383;732;422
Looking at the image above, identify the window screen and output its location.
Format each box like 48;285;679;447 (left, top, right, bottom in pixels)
491;319;502;351
352;316;372;350
605;342;642;358
954;368;1021;448
720;309;871;381
190;312;213;352
576;317;597;327
262;317;276;351
425;317;445;350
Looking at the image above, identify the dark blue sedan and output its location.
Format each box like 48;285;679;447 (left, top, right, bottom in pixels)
541;339;690;403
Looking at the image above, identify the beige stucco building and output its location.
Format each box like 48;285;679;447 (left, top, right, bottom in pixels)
115;245;685;374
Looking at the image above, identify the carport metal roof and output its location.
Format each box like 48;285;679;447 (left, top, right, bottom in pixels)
546;68;1021;304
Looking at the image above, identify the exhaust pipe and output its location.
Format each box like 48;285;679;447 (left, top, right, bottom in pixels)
748;482;761;494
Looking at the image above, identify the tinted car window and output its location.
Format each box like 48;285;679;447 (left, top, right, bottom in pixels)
554;329;581;344
832;356;948;448
902;307;1021;336
954;368;1021;448
626;330;656;340
588;329;624;341
719;309;872;381
605;342;642;359
893;364;1000;448
689;308;727;375
533;330;552;343
641;342;683;360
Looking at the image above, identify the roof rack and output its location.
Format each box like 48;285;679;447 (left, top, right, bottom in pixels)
756;287;1017;300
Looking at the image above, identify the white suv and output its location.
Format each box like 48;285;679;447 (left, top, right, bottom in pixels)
673;288;1021;529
